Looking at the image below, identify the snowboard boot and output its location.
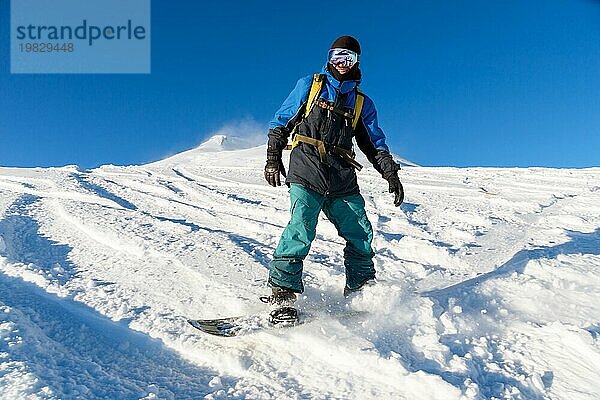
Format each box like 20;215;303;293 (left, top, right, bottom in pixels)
260;286;298;325
343;278;376;298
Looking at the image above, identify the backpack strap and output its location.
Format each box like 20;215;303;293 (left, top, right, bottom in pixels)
304;73;325;119
291;134;363;171
352;88;365;130
285;74;325;151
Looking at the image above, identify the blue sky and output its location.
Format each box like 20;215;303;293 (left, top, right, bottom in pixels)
1;0;599;168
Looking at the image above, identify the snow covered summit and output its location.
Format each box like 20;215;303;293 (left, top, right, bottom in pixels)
196;134;261;152
0;145;599;399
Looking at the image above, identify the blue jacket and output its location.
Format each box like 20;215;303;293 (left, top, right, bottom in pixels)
268;66;396;196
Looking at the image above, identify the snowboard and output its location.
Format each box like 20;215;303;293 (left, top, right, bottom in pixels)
187;312;299;337
187;308;367;337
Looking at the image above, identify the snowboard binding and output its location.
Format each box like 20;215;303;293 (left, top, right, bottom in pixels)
260;284;299;325
268;306;299;325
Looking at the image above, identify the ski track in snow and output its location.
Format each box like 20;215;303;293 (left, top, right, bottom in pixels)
1;146;600;399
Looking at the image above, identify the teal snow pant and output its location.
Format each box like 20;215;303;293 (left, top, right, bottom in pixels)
269;183;375;293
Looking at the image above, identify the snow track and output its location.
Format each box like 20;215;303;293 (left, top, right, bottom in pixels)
1;144;599;399
0;272;221;400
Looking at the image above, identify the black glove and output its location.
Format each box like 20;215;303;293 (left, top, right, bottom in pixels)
384;171;404;207
264;150;286;187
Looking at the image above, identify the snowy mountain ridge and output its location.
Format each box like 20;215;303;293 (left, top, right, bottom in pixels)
0;139;599;399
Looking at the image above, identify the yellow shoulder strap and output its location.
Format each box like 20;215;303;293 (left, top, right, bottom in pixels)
287;74;324;151
352;88;365;130
304;74;324;119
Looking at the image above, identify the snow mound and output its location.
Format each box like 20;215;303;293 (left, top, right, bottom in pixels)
149;135;266;168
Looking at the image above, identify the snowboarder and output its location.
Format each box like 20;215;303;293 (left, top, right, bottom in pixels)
263;36;404;323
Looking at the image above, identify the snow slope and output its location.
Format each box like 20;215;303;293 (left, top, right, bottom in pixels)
1;137;599;399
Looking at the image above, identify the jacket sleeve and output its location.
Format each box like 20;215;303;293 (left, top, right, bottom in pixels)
267;75;312;152
355;94;398;177
358;95;389;152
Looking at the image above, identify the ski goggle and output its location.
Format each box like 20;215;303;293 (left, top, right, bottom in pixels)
328;48;359;68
